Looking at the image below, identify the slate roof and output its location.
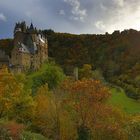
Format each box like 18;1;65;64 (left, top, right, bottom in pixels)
18;34;38;54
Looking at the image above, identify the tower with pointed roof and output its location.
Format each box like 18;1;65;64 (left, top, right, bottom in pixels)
10;21;48;73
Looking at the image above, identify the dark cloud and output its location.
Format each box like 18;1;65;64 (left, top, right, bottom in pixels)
0;0;140;38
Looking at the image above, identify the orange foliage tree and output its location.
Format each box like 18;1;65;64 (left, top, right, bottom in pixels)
61;79;127;140
31;78;128;140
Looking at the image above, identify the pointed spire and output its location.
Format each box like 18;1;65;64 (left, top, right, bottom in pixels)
30;22;34;29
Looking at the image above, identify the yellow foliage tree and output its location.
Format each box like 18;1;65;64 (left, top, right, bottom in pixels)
79;64;93;80
0;66;22;117
0;66;35;123
34;84;77;140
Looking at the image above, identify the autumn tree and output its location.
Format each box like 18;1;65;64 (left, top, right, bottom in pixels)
60;79;127;140
0;121;24;140
126;115;140;140
33;84;62;139
0;66;35;124
33;84;77;140
79;64;93;80
0;66;22;118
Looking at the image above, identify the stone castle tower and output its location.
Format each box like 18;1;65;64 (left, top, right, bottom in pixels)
10;21;48;73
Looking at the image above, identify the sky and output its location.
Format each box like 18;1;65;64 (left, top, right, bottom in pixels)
0;0;140;38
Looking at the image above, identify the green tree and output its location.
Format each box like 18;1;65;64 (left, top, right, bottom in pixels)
30;61;65;93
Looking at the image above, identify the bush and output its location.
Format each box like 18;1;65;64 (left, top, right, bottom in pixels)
0;126;10;140
29;61;65;93
21;131;48;140
0;121;24;140
126;116;140;140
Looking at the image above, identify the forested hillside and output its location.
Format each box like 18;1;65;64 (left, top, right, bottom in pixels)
0;39;13;56
1;29;140;99
43;29;140;100
0;30;140;139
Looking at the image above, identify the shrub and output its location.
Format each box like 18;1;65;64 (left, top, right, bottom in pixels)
0;121;24;140
29;61;65;93
21;131;48;140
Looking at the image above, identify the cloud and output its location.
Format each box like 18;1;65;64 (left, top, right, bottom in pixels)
100;3;107;11
113;0;124;7
25;11;32;18
95;21;106;32
63;0;87;22
1;0;140;38
107;5;140;33
91;0;140;33
0;13;7;22
59;10;65;15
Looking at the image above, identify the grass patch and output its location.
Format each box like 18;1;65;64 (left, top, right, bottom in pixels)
108;87;140;114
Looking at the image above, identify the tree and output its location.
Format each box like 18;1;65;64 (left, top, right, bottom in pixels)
30;61;65;93
33;84;77;140
126;115;140;140
61;79;109;139
11;91;35;123
0;66;22;118
79;64;93;80
33;84;61;139
60;79;127;140
0;66;35;123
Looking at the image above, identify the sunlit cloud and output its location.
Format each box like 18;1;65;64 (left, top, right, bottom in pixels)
63;0;87;22
94;1;140;33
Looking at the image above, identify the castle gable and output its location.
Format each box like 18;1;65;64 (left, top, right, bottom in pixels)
23;34;36;54
17;42;30;53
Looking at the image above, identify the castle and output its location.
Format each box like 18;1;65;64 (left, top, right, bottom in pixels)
1;21;48;73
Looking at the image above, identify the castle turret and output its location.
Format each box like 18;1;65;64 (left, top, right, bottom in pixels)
28;22;36;34
21;21;26;32
14;21;26;35
14;23;22;35
30;22;34;30
14;22;26;46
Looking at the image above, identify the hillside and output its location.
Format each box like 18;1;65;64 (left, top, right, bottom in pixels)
1;29;140;99
44;29;140;100
109;87;140;114
0;30;140;139
0;39;13;56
